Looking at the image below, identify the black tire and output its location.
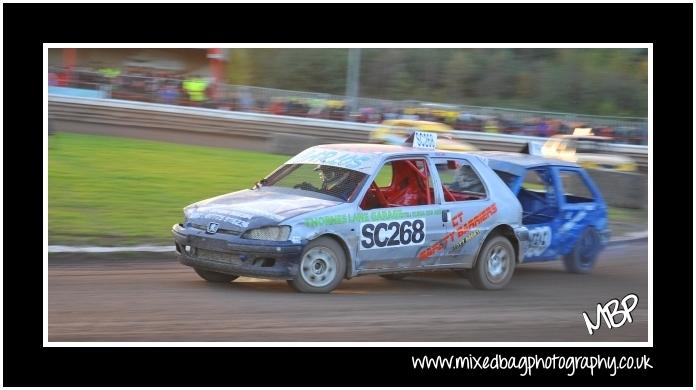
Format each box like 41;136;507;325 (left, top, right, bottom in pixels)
194;267;239;283
288;237;346;293
469;234;516;290
380;274;408;280
563;227;601;274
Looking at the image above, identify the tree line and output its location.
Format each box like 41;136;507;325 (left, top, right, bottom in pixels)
226;48;647;117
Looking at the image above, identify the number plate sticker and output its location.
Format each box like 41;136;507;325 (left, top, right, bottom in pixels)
360;218;427;250
525;226;552;256
413;131;437;149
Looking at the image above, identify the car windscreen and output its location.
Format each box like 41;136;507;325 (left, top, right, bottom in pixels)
261;164;367;202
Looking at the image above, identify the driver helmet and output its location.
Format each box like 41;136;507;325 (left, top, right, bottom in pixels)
314;165;349;187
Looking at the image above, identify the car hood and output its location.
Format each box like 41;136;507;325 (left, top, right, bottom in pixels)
185;189;342;232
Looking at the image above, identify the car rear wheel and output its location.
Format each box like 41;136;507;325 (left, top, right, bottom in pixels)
288;237;346;293
563;227;601;274
469;235;515;290
194;267;239;283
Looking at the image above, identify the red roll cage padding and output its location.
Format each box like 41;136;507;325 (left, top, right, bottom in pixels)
362;159;437;209
403;160;431;205
442;185;457;202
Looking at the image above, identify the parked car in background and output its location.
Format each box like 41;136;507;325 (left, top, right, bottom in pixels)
370;119;478;152
541;133;637;172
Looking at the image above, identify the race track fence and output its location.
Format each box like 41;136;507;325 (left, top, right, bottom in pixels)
48;95;648;170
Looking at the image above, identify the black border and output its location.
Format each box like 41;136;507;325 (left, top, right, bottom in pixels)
4;2;692;387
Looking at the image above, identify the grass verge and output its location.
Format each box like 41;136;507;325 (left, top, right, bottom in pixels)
49;132;288;245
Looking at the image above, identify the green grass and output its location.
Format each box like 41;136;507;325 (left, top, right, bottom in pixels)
606;206;648;237
49;133;289;245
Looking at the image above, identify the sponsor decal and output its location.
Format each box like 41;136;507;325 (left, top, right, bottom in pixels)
305;209;440;228
189;212;250;228
287;148;380;173
196;207;254;220
418;203;497;260
192;206;283;223
451;229;481;251
360;218;426;250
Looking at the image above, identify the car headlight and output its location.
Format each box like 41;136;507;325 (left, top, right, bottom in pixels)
242;226;291;241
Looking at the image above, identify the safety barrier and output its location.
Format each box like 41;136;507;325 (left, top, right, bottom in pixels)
48;95;648;169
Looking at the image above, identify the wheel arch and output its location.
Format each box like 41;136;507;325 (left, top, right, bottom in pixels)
472;224;520;267
314;233;354;279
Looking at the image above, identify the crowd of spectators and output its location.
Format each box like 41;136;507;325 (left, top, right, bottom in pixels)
48;66;648;145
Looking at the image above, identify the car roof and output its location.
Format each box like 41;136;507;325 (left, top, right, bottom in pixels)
285;144;443;174
306;145;581;165
289;145;581;176
466;151;579;176
312;143;427;155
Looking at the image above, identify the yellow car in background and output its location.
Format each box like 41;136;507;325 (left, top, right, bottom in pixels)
541;134;637;172
370;120;478;152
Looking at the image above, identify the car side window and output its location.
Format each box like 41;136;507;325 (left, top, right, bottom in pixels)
559;170;595;203
360;158;435;210
374;162;393;188
435;159;487;202
520;168;556;205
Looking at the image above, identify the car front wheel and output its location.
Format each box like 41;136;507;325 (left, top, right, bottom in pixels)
469;235;516;290
288;237;346;293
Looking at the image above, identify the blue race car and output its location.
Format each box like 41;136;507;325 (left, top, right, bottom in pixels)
468;151;610;272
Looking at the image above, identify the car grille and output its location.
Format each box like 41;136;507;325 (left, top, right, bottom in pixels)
196;249;244;265
191;223;242;235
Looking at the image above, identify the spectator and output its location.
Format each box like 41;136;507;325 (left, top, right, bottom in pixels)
159;82;180;105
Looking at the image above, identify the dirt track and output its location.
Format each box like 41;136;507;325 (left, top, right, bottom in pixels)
48;240;648;342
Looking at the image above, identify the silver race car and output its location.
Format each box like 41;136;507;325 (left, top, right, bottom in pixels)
173;138;530;293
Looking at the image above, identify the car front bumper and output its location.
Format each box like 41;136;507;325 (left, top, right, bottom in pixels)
172;224;304;279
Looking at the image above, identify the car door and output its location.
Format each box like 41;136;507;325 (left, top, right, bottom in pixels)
553;167;607;255
425;157;497;267
354;156;446;271
517;166;562;261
